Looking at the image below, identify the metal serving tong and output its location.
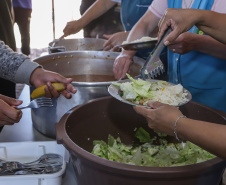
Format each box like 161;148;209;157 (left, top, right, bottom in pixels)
140;27;172;79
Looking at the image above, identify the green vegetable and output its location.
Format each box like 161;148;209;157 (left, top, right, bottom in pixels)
135;127;151;143
91;127;215;167
126;74;153;98
113;73;187;106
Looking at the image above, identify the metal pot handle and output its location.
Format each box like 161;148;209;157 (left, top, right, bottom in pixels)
48;46;66;54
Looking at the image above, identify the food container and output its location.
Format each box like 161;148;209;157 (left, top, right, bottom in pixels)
56;96;226;185
0;141;67;185
32;51;145;138
48;38;107;53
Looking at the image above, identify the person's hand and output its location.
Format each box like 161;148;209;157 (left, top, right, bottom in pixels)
60;20;84;39
113;50;136;80
30;68;77;99
158;8;197;46
0;94;23;127
103;31;129;51
167;32;197;54
134;101;183;136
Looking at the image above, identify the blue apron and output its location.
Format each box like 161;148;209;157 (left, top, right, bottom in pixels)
121;0;154;59
168;0;226;112
121;0;153;31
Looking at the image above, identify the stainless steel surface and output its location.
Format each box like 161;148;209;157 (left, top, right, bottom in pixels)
0;85;77;185
141;28;172;79
32;51;146;138
108;78;192;107
48;38;107;53
117;39;157;50
16;98;53;109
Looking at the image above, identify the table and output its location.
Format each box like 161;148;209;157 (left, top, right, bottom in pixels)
0;85;78;185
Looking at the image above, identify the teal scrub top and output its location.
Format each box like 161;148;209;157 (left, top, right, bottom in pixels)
120;0;153;31
168;0;226;112
120;0;154;59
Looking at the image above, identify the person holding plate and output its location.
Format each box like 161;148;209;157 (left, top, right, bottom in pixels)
134;7;226;161
114;0;226;113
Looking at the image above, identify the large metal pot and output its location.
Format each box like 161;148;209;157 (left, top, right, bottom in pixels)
32;51;145;138
48;38;107;53
56;96;226;185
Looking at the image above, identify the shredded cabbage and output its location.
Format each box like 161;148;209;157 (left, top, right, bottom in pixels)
91;128;215;167
113;74;189;106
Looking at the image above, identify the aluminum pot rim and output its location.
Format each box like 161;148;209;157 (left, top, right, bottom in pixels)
71;76;141;87
56;97;226;177
34;50;121;61
33;51;145;86
49;37;107;47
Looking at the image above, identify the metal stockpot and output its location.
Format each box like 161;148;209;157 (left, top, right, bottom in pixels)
32;51;145;138
48;38;107;53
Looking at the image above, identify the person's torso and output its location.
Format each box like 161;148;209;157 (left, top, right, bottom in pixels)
121;0;153;31
167;0;226;112
149;0;225;18
12;0;32;9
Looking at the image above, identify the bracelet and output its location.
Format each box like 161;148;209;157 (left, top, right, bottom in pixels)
174;115;186;142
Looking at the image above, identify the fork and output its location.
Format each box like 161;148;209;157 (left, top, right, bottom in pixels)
16;98;53;109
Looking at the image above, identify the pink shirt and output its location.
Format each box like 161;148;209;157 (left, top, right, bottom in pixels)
149;0;225;19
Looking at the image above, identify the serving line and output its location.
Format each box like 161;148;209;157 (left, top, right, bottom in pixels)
0;85;78;185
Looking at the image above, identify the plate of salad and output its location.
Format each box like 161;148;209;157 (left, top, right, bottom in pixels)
108;74;192;107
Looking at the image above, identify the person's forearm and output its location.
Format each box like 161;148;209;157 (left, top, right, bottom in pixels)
159;9;226;46
195;10;226;45
127;10;159;42
0;41;28;82
15;60;41;85
79;0;116;27
193;34;226;60
177;118;226;159
0;41;41;85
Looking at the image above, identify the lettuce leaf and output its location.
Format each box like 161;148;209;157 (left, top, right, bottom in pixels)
91;127;215;167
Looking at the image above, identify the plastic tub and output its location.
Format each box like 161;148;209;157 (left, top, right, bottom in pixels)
56;96;226;185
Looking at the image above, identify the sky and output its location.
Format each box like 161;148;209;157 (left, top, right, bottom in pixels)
14;0;83;49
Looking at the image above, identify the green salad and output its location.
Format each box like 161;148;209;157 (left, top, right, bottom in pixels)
91;128;215;167
113;74;189;106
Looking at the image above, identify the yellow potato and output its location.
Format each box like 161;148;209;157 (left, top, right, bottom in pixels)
31;83;65;99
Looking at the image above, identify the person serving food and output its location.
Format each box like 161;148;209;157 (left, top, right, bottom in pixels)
134;8;226;160
114;0;226;113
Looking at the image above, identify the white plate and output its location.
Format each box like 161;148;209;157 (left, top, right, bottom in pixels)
117;39;157;51
108;79;192;107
